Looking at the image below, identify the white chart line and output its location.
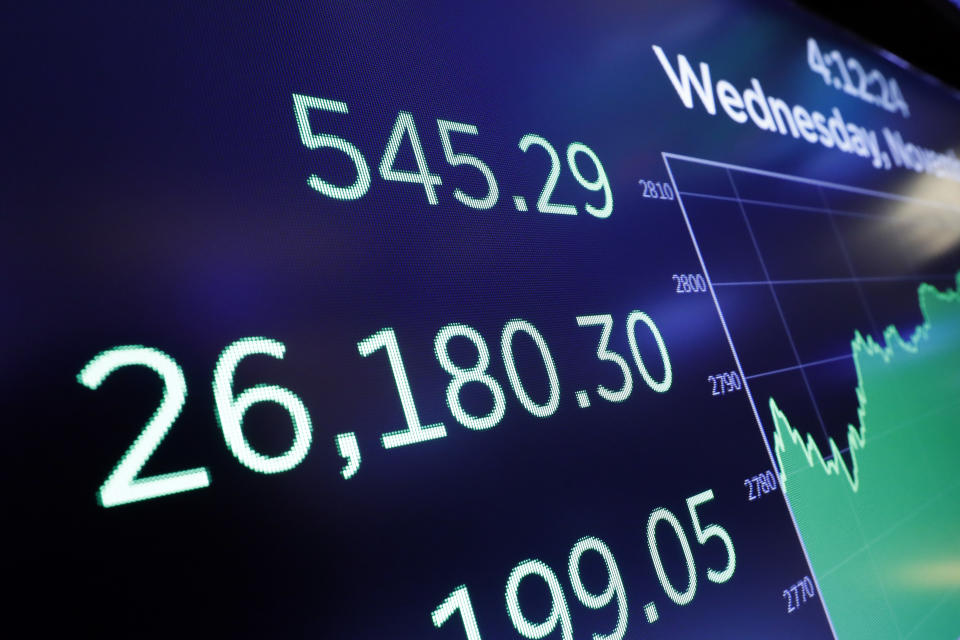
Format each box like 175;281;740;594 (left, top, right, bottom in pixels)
713;275;955;287
679;190;879;219
664;151;960;212
746;354;854;380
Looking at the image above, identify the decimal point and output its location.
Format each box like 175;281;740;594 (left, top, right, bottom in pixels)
575;390;591;408
513;195;528;212
833;78;842;89
644;602;659;623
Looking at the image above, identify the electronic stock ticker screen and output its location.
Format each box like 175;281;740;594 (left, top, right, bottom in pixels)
6;1;960;638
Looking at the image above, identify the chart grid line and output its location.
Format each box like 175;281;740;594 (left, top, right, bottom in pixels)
713;274;956;287
726;167;833;445
819;185;883;339
662;152;841;640
679;191;880;220
820;180;945;637
664;151;960;640
745;354;854;380
903;587;960;639
664;152;960;212
679;189;960;224
819;476;960;581
718;168;892;629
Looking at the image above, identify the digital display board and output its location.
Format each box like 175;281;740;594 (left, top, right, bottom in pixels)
6;1;960;637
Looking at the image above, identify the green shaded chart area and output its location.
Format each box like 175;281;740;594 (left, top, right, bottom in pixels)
772;276;960;640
